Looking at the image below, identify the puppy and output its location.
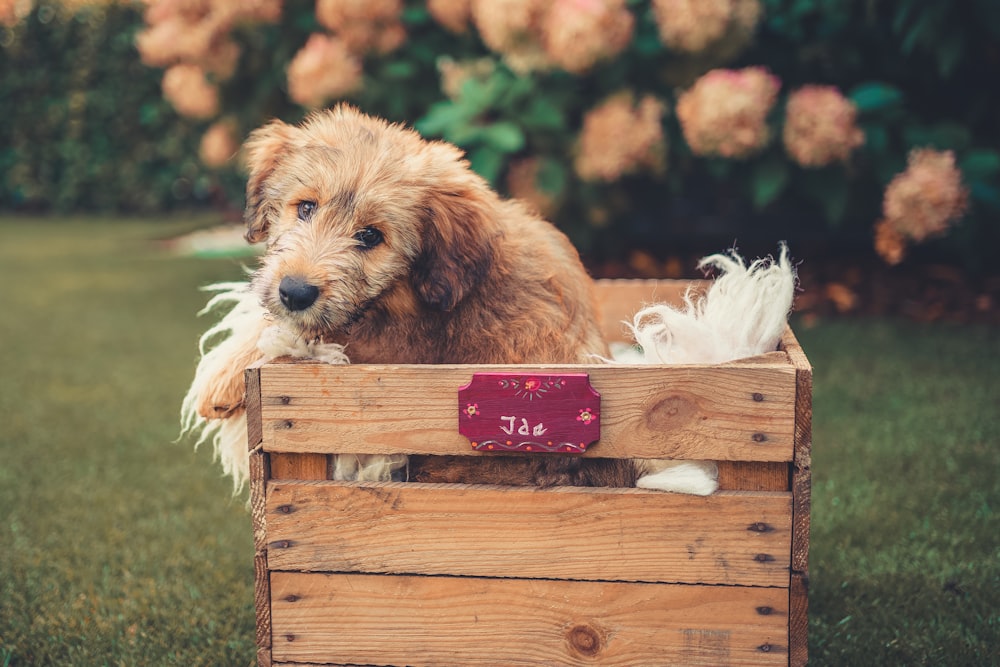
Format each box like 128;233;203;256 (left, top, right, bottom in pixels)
197;105;645;487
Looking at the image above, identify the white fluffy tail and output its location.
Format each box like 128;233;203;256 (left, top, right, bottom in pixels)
621;245;796;495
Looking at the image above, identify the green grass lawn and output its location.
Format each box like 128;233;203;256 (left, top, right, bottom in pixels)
0;217;997;666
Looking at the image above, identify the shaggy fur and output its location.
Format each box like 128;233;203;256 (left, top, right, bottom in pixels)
195;105;636;488
185;106;795;494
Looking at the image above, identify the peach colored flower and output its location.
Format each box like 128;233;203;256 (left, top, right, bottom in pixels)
575;92;666;182
540;0;634;74
882;149;968;243
653;0;761;55
286;34;363;108
199;119;240;167
471;0;549;73
676;66;780;159
652;0;730;53
315;0;405;54
161;63;219;119
783;85;864;167
428;0;471;33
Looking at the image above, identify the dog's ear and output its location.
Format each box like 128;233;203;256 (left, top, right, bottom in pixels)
243;119;297;244
413;153;501;311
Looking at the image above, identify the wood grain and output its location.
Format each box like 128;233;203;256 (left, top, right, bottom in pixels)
265;481;792;587
269;453;328;480
593;279;704;344
270;572;789;666
780;327;813;574
717;462;790;492
258;362;797;462
780;326;813;667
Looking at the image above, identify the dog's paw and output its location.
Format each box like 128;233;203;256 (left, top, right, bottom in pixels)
257;325;350;365
636;460;719;495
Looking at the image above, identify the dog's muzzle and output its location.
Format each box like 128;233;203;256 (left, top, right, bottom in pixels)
278;276;320;312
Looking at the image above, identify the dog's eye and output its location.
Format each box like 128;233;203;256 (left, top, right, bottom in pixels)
297;200;317;221
354;226;384;250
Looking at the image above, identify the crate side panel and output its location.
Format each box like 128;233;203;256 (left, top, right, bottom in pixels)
271;572;788;666
266;483;792;587
259;363;796;462
594;279;701;344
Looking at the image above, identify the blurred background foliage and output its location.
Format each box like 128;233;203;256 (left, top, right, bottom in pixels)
1;0;998;270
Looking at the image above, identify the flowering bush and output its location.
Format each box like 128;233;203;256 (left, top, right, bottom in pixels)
874;149;969;265
782;85;864;168
676;67;779;159
2;0;998;268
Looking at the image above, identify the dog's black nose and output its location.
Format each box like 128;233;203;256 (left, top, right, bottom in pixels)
278;276;319;311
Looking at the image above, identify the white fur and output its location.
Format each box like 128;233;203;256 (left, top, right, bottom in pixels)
180;282;405;493
620;245;796;495
182;246;795;497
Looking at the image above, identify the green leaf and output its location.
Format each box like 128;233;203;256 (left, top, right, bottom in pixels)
536;158;568;197
521;97;565;131
415;101;466;137
970;182;1000;211
380;61;416;80
469;146;505;184
960;150;1000;180
861;124;889;154
849;83;904;113
750;158;790;210
481;122;525;153
903;122;971;152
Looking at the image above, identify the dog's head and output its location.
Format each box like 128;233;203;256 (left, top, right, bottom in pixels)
243;105;501;338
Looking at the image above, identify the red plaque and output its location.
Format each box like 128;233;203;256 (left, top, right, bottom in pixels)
457;373;601;453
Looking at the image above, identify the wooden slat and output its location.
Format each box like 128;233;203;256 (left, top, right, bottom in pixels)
593;279;703;343
271;572;788;666
249;449;272;654
717;462;789;492
270;453;328;480
780;327;813;574
789;572;809;667
245;368;263;452
780;326;813;667
265;482;791;587
259;362;797;462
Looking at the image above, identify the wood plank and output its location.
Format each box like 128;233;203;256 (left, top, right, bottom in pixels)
245;368;263;452
265;482;792;587
789;572;809;667
259;361;797;462
717;462;789;492
593;279;704;344
270;572;789;666
270;453;329;480
780;326;812;575
780;326;812;667
249;448;272;655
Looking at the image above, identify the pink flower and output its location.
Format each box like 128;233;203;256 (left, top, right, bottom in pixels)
676;66;780;159
575;92;667;182
470;0;549;73
883;149;968;243
161;64;219;119
316;0;406;54
286;34;363;108
783;85;864;167
199;120;239;168
428;0;472;33
541;0;634;74
652;0;762;54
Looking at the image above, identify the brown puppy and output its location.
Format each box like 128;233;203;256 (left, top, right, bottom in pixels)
198;105;640;487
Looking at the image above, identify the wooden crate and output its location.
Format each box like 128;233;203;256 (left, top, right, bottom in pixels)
246;279;812;667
